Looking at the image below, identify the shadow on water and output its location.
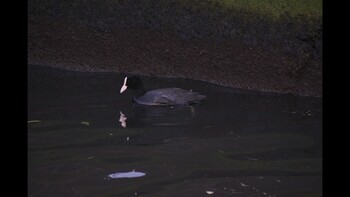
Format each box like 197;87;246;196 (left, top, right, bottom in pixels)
28;65;322;197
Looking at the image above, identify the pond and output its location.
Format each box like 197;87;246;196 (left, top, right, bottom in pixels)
28;65;322;196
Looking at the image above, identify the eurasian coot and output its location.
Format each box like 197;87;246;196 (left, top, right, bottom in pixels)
120;76;206;105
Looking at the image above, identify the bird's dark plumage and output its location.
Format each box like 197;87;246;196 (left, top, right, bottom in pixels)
120;76;206;105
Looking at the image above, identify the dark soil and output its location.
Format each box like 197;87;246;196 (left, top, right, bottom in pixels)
28;1;322;97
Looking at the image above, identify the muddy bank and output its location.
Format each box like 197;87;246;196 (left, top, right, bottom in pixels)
28;0;322;97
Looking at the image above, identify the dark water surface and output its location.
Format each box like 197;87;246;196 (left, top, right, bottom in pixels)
28;65;322;197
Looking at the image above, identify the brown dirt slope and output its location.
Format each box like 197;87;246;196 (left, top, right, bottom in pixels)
28;15;321;97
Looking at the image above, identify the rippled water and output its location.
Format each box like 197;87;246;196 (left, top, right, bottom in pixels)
28;65;322;197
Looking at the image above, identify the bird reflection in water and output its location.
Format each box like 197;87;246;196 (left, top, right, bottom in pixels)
118;105;197;128
119;111;127;128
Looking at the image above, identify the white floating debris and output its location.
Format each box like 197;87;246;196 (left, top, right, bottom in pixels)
80;121;90;126
241;182;249;187
27;120;42;124
108;170;146;179
206;191;214;195
127;136;130;141
276;179;281;183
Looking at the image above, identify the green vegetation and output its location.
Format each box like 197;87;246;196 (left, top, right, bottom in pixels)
31;0;322;21
178;0;322;21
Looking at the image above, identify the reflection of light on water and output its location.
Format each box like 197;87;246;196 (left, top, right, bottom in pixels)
190;106;195;117
27;120;42;124
107;170;146;179
119;111;127;128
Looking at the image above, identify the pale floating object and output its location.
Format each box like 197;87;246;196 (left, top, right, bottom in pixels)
206;191;214;195
108;170;146;179
27;120;42;124
241;182;249;187
80;121;90;126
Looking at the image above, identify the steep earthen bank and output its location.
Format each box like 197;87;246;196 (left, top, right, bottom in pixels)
28;0;322;97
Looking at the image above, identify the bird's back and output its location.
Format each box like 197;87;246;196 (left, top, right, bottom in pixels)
133;88;206;105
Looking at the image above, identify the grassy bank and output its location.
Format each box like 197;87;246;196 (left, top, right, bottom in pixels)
191;0;322;21
30;0;322;21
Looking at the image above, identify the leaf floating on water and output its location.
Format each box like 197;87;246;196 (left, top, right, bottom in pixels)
108;170;146;179
80;121;90;126
206;191;214;195
27;120;42;124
